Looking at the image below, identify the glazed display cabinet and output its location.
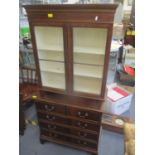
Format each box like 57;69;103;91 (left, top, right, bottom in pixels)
24;4;117;155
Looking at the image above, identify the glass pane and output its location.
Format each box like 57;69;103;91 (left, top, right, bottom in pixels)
74;76;102;94
34;26;66;89
73;27;107;94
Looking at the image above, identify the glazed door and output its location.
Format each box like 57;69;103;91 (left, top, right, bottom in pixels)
34;26;66;90
72;27;108;95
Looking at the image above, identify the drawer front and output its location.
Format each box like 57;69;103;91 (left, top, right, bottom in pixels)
70;129;98;141
38;112;67;124
36;102;65;114
39;121;69;133
41;129;69;141
70;138;97;149
68;107;101;122
71;120;100;132
29;12;114;24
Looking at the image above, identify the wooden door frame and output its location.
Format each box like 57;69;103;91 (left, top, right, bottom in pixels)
68;23;113;99
29;22;69;94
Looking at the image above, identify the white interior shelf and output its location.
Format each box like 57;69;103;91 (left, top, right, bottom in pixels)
39;60;65;74
74;53;105;65
73;27;107;55
38;46;63;52
74;47;105;55
74;64;103;78
38;50;64;61
41;71;65;89
35;26;64;52
74;76;102;95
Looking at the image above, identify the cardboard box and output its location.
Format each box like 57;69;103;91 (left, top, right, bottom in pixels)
104;83;133;115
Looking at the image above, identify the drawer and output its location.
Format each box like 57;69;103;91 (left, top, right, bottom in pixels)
29;12;114;24
38;112;67;124
68;107;101;122
39;121;69;133
71;120;100;132
41;129;69;141
70;129;98;141
70;138;97;149
36;102;65;114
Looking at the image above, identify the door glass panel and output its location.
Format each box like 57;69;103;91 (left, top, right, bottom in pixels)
34;26;65;89
73;27;107;94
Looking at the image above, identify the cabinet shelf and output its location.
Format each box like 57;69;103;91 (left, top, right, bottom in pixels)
39;60;65;74
74;47;105;55
74;64;103;79
74;53;105;66
38;48;63;53
38;50;64;62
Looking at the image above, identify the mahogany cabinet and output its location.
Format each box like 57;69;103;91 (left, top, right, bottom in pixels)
24;4;117;155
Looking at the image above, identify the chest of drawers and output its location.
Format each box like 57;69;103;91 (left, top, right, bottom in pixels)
35;93;103;155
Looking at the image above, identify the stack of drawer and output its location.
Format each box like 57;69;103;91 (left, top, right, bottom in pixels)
36;99;103;155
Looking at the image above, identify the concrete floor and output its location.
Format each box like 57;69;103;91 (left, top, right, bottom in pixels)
20;55;135;155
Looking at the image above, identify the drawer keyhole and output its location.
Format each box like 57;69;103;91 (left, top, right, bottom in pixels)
95;16;99;21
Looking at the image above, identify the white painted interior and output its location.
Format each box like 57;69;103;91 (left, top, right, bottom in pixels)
73;28;107;55
41;71;65;89
74;64;103;78
74;53;105;65
38;50;64;61
74;76;102;94
39;60;65;73
35;26;64;51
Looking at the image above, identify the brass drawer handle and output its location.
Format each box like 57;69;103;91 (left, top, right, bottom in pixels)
47;124;56;129
49;133;57;138
77;122;88;128
78;111;88;118
45;105;55;111
78;132;87;137
46;115;56;120
77;140;87;145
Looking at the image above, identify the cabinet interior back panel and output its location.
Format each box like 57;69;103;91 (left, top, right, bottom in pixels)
39;60;65;73
73;28;107;54
34;26;64;51
74;53;105;65
74;64;103;78
41;71;65;89
74;76;102;94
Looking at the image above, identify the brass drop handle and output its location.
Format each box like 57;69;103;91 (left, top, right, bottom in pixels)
46;115;56;120
47;124;56;129
49;133;57;138
77;122;87;128
78;112;89;118
45;105;55;111
78;132;87;137
77;140;87;145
